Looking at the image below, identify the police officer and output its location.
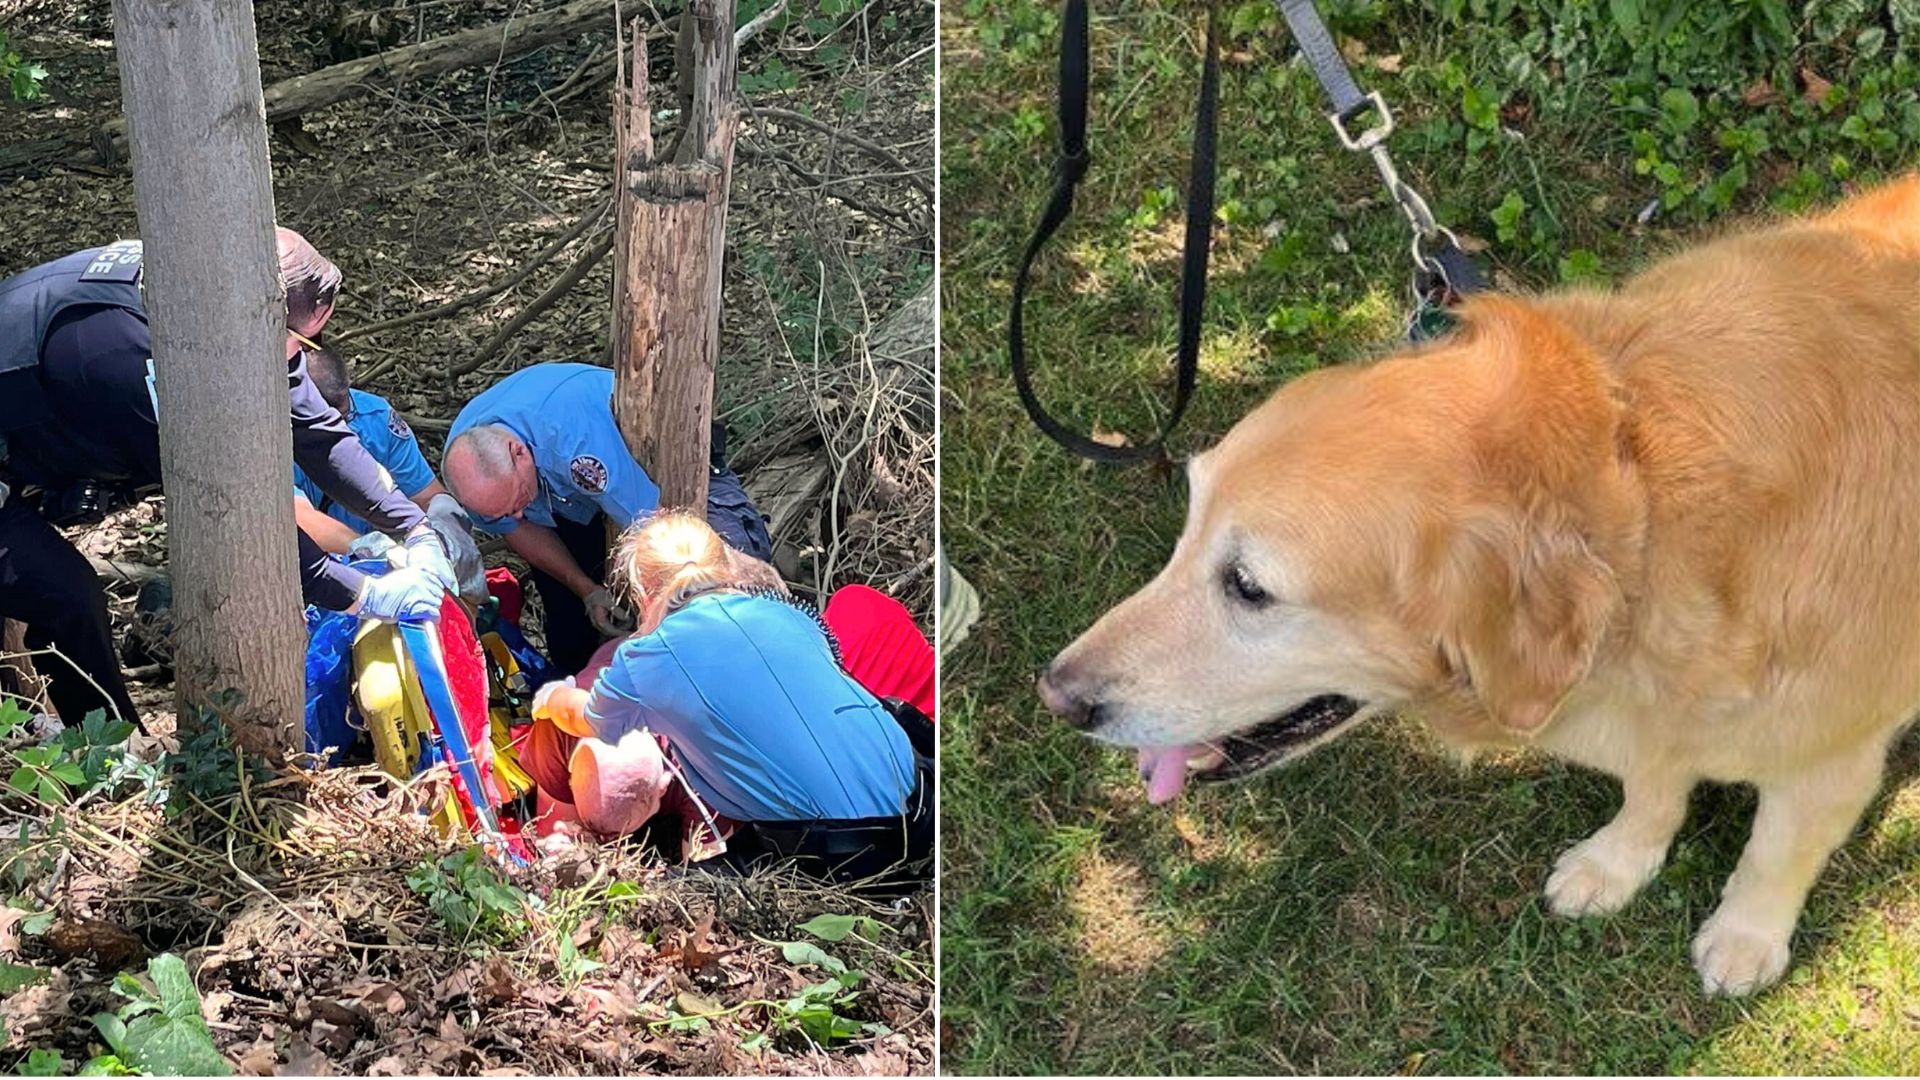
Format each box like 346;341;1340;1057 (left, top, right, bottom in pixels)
0;229;460;729
443;362;771;674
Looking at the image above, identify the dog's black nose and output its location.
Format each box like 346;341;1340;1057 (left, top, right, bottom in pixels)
1037;666;1104;730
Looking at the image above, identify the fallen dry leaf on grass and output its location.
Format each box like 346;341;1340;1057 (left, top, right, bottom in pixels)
1743;78;1780;107
480;956;519;1003
231;1038;278;1076
277;1036;331;1076
1800;67;1836;106
669;912;742;974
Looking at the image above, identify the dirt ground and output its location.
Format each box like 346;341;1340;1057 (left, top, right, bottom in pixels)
0;0;934;1072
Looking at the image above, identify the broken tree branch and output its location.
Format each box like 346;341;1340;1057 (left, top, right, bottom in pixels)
337;197;610;347
735;0;788;48
88;555;167;586
450;228;615;378
74;0;645;170
748;104;931;199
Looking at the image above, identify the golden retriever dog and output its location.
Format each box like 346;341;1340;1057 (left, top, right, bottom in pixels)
1037;175;1920;996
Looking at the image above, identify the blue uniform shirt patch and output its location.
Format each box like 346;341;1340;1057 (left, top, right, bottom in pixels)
387;411;412;440
570;454;608;494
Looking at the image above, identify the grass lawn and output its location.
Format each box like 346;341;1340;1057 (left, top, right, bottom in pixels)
937;0;1920;1073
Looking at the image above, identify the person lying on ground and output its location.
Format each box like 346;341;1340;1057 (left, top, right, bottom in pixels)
525;512;933;882
0;229;457;727
442;362;774;673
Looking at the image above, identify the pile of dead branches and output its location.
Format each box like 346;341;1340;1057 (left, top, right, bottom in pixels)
0;743;933;1075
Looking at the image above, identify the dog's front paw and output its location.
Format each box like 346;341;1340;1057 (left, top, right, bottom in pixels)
1544;835;1662;917
1692;911;1791;996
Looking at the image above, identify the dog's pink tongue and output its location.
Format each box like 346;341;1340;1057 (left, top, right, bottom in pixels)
1137;746;1198;805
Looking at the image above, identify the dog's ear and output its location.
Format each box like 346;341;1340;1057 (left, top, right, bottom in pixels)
1432;505;1618;734
1412;295;1628;734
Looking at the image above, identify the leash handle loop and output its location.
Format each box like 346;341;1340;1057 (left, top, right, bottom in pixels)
1008;0;1220;465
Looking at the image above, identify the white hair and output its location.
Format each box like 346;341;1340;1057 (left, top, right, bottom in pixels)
445;424;519;499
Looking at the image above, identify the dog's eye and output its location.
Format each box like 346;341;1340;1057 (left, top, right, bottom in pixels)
1223;561;1271;608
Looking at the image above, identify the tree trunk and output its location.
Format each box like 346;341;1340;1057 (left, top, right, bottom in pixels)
610;0;738;514
112;0;304;755
88;0;626;170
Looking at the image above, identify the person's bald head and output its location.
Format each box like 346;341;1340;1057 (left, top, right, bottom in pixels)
276;226;342;338
444;424;539;520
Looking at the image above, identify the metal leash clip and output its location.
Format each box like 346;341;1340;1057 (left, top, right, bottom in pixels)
1327;94;1450;282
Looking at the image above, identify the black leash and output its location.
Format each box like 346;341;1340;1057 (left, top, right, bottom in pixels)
1008;0;1219;465
1010;0;1488;465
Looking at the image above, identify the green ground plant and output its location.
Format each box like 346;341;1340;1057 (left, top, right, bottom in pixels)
940;0;1920;1073
0;32;47;102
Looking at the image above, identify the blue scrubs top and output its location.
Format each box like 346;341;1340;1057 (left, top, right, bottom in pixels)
293;389;436;534
584;592;917;822
446;363;660;535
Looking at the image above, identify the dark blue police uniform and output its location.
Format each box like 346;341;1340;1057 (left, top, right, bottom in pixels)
0;242;428;726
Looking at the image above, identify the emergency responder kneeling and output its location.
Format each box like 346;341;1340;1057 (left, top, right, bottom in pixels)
443;362;773;675
0;229;473;729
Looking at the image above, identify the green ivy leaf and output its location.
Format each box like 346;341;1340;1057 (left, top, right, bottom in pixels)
19;1048;64;1076
1607;0;1642;42
0;698;29;734
114;956;231;1077
1658;87;1700;134
798;913;886;942
797;913;859;941
0;961;51;993
1489;190;1528;244
92;1014;129;1060
779;940;848;974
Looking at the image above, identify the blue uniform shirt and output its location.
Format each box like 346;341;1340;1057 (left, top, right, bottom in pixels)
584;592;917;823
447;363;659;535
292;389;436;534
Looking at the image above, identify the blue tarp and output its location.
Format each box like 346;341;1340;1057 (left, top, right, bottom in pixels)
302;556;387;764
302;560;555;765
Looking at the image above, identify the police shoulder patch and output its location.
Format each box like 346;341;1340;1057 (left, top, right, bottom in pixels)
387;411;413;440
570;454;609;494
79;239;144;283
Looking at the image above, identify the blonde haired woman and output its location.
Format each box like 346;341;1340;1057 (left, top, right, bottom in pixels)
528;512;930;882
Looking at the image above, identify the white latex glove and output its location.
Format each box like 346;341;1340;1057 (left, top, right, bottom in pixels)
346;531;403;564
426;493;488;607
350;565;444;623
585;586;636;637
404;525;457;596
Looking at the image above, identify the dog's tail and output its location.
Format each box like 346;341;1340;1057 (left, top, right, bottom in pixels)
1813;172;1920;258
